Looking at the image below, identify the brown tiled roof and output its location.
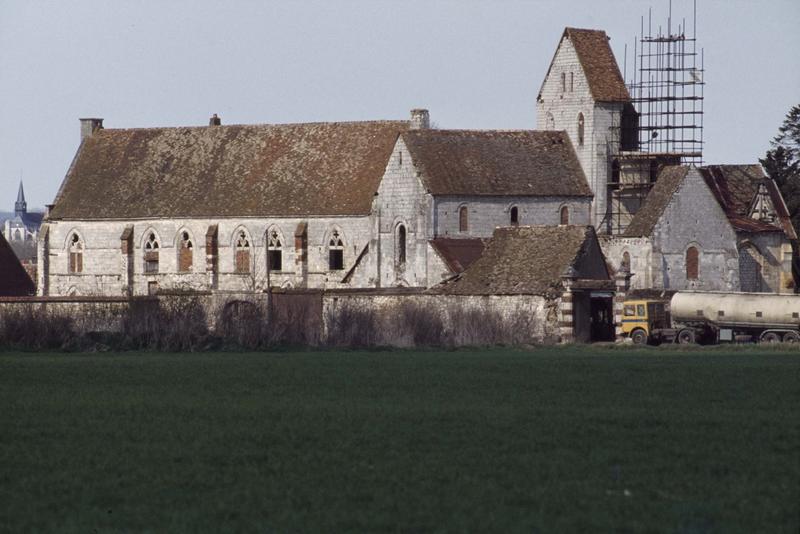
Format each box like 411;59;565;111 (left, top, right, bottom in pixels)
700;164;797;239
0;233;35;296
49;121;408;219
565;28;630;103
429;238;488;274
434;225;608;297
624;166;690;237
402;130;592;197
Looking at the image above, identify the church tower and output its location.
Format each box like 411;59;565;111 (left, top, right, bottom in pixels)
536;28;633;232
15;182;27;217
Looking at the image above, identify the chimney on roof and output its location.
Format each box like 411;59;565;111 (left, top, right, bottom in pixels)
209;113;221;126
410;109;430;130
79;118;103;140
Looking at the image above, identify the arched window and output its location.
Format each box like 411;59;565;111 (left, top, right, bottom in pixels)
577;113;585;146
686;246;699;280
267;229;282;271
13;229;21;241
459;206;469;233
621;251;631;272
234;230;251;274
178;231;193;272
68;233;83;273
560;206;569;225
397;224;407;267
329;230;344;270
144;232;159;274
510;206;519;226
561;72;566;92
545;112;555;130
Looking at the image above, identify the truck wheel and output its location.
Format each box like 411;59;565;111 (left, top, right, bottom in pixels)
631;329;648;345
761;332;781;344
782;332;799;343
677;329;696;344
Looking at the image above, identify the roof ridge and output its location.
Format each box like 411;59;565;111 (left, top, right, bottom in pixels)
98;119;409;133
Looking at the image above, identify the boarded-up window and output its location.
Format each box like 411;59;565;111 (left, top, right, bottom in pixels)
459;206;468;233
178;231;193;272
267;229;282;271
144;232;159;273
560;206;569;225
397;225;406;266
577;113;585;146
510;206;519;226
686;246;699;280
329;230;344;270
235;231;250;274
68;233;83;273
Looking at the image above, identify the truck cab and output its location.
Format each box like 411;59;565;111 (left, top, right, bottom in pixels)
621;300;669;344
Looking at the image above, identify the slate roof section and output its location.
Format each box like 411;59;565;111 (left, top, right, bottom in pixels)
624;166;690;237
48;121;408;219
700;164;797;239
434;225;608;297
402;129;592;197
429;238;488;274
0;233;35;296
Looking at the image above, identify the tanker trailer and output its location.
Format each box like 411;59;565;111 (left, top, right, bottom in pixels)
669;291;800;344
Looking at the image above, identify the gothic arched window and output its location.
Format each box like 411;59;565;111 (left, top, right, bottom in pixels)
560;206;569;225
329;230;344;270
235;231;251;274
397;224;407;267
510;206;519;226
68;233;83;274
686;246;699;280
267;229;282;271
577;113;585;146
178;231;193;272
144;232;159;274
459;206;469;233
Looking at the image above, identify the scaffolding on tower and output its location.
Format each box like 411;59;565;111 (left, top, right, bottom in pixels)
604;0;705;235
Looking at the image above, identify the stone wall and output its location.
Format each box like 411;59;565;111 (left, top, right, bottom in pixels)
599;236;654;290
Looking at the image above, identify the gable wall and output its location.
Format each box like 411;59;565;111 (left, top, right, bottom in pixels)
651;168;740;291
599;236;654;289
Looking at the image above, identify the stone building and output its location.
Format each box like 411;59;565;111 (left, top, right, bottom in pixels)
2;182;42;283
39;112;592;296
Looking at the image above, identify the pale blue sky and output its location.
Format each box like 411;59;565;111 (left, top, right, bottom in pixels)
1;0;798;209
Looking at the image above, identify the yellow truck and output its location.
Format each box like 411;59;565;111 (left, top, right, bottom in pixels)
621;291;800;345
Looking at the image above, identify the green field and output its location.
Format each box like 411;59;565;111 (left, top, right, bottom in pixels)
1;347;798;533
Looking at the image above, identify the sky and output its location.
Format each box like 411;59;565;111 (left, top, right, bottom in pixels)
1;0;798;210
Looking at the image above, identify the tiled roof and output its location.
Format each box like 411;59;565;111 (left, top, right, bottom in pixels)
566;28;630;103
429;238;488;274
624;166;690;237
49;121;408;219
0;233;35;296
434;225;609;297
700;164;797;239
402;129;592;197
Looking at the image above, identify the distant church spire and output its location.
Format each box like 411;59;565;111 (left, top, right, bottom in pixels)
15;181;27;216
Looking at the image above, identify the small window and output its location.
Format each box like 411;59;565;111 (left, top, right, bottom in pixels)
397;224;406;267
561;72;566;92
560;206;569;225
793;312;799;319
68;233;83;274
235;231;251;274
510;206;519;226
756;311;763;318
329;230;344;270
577;113;585;146
696;310;704;317
636;304;646;317
686;246;699;280
147;281;158;295
178;231;193;272
621;251;631;271
624;304;635;317
459;206;469;233
545;112;555;130
144;232;159;274
267;230;282;271
570;72;574;92
718;310;725;317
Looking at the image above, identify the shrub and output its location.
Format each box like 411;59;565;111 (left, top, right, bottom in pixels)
0;305;79;350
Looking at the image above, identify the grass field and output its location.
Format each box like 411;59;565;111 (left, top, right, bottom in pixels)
1;347;798;533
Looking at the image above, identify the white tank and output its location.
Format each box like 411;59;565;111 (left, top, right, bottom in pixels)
670;291;800;329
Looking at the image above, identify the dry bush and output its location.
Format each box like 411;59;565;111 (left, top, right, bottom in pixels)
397;300;448;347
324;300;381;348
121;296;210;351
216;299;268;349
447;303;537;347
269;297;321;347
0;305;80;350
